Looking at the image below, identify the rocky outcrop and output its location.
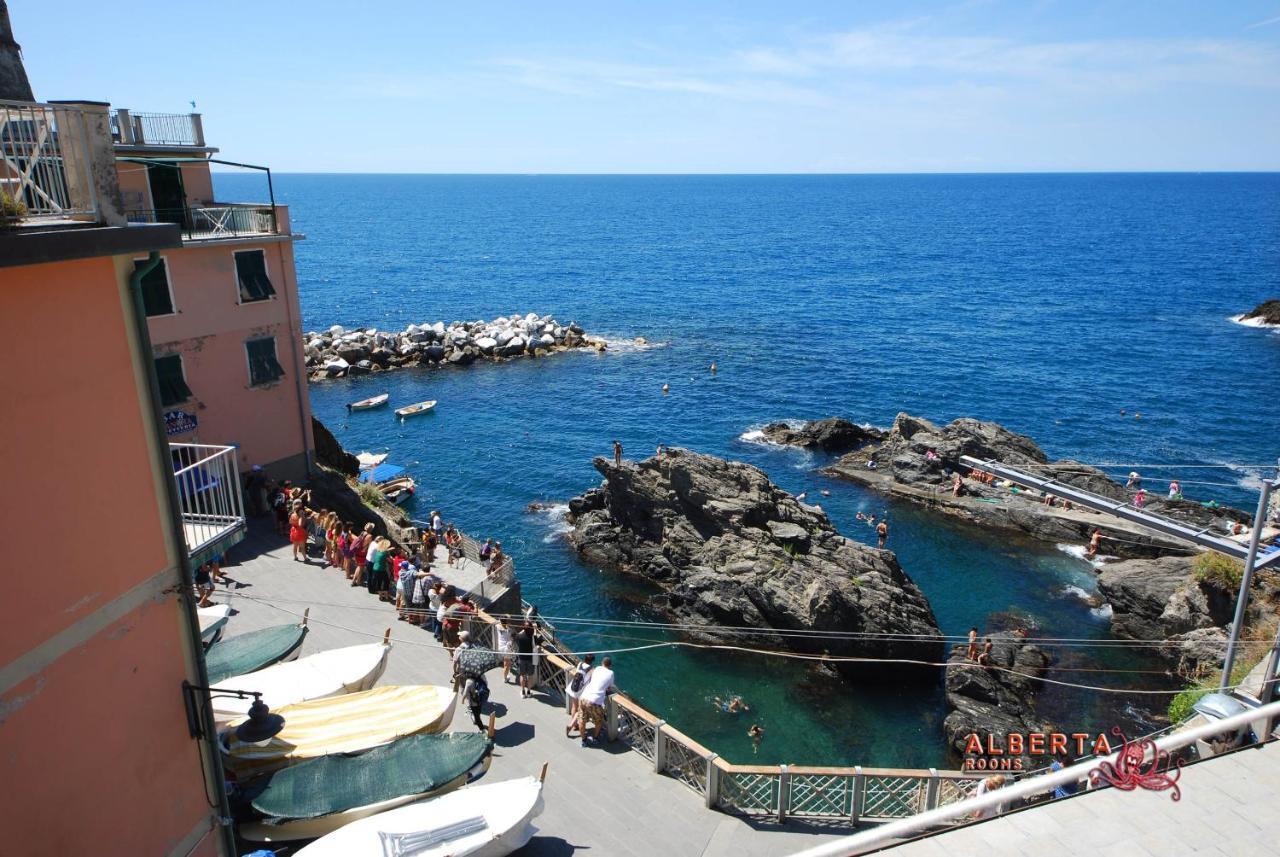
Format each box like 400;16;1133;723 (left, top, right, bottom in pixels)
312;416;358;477
760;418;883;453
303;313;603;381
824;413;1245;557
305;468;417;548
566;448;943;677
944;632;1050;766
1241;299;1280;327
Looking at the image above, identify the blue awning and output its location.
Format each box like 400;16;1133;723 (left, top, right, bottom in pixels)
360;463;406;484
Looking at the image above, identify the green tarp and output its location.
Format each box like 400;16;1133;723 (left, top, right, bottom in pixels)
250;732;493;821
204;624;307;685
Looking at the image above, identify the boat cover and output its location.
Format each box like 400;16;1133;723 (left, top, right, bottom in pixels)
359;463;406;484
225;685;456;777
250;732;492;821
205;624;307;684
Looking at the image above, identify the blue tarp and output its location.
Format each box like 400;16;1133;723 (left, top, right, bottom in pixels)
360;463;406;484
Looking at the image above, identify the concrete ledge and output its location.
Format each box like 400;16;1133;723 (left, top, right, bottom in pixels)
0;222;182;269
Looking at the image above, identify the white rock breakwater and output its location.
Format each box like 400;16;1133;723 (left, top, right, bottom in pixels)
303;313;603;380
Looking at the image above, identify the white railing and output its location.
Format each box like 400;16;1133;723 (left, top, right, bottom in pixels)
126;204;277;240
111;109;204;147
171;443;245;559
0;100;96;219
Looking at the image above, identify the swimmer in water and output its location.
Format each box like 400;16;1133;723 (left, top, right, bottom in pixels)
662;383;670;394
710;362;717;373
715;696;749;714
748;724;765;751
856;512;866;521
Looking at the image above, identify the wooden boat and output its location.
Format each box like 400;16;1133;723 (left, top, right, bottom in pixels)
356;451;388;469
223;684;457;778
395;399;437;418
210;635;392;727
293;771;546;857
237;732;494;842
381;475;417;506
204;617;308;685
197;604;232;648
348;393;390;411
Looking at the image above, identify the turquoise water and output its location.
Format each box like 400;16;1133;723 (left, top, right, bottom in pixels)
218;173;1280;767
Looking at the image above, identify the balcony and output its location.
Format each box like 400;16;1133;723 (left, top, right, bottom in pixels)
128;203;278;242
172;443;246;566
111;109;206;149
0;99;98;220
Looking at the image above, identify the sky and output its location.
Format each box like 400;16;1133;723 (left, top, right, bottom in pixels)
13;0;1280;173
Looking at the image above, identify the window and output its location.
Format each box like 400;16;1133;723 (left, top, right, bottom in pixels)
247;338;285;386
155;354;192;406
234;249;276;302
135;257;174;316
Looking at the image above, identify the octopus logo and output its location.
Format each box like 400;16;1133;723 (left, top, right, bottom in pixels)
1088;727;1185;802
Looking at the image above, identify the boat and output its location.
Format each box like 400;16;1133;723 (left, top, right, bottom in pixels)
223;684;457;779
236;732;494;842
204;616;308;685
359;462;416;506
210;634;392;727
395;399;437;418
197;604;232;648
348;393;390;411
293;771;547;857
356;450;388;469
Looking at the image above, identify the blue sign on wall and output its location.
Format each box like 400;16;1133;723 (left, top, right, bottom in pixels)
165;410;198;436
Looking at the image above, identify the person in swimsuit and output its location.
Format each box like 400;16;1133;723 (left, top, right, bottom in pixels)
288;500;309;562
966;628;979;661
613;439;623;467
1087;528;1103;558
876;520;888;549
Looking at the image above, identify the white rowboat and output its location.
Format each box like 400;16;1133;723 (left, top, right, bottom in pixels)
395;399;437;418
348;393;390;411
356;451;389;468
197;604;231;647
291;773;544;857
210;639;391;727
381;475;416;506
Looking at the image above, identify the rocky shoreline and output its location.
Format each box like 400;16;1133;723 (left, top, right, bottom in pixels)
1236;299;1280;327
944;631;1050;767
303;313;605;380
565;448;944;678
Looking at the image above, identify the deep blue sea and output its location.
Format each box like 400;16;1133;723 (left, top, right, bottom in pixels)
220;173;1280;768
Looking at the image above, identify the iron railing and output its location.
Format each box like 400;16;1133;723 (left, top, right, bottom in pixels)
171;443;245;563
111;109;204;147
127;204;277;241
0;100;97;219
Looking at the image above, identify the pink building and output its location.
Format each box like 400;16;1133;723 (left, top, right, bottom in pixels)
112;109;315;481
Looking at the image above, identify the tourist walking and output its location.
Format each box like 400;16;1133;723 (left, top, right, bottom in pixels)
194;562;215;608
613;439;623;467
565;654;595;735
876;519;888;549
578;655;616;746
513;620;538;698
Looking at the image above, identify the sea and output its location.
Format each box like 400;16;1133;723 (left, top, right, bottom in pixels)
218;172;1280;768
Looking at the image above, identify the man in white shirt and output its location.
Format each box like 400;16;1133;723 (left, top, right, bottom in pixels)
578;656;616;746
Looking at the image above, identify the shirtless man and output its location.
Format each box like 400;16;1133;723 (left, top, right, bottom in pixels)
1087;528;1103;559
613;439;623;467
876;520;888;549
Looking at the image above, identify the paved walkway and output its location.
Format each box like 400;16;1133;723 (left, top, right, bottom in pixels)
212;522;853;856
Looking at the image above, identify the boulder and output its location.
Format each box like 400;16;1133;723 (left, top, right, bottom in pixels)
423;345;446;362
475;336;498;354
501;336;527;357
943;632;1050;767
761;418;883;453
337;344;369;363
1242;299;1280;326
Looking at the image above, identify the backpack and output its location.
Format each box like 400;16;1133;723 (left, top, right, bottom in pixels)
570;665;589;694
468;677;490;708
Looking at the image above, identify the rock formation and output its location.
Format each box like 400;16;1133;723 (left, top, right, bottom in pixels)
565;448;943;676
303;313;602;380
1240;299;1280;327
311;416;358;477
760;418;883;453
944;632;1051;767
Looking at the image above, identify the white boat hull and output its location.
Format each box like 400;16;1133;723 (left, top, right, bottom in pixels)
211;642;390;726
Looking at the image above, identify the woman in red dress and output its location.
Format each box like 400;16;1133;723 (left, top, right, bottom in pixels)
289;500;309;562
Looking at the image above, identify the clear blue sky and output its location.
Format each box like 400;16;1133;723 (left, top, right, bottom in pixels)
14;0;1280;172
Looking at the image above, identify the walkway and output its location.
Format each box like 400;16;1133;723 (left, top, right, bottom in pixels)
211;521;852;856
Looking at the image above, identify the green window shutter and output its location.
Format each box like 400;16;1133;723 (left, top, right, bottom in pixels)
155;354;192;406
234;250;277;302
134;258;174;316
247;338;285;386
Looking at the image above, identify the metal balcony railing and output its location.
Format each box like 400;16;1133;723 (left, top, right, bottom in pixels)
172;443;245;562
111;109;205;147
0;99;97;219
127;204;278;241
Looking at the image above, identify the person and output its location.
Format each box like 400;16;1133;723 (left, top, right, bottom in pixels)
395;557;416;619
748;723;765;752
1049;751;1079;799
1087;528;1103;559
431;510;444;543
461;673;490;731
613;439;623;467
1126;471;1141;489
288;500;309;562
408;564;431;625
432;584;447;641
421;527;439;565
479;537;494;565
451;630;474;675
351;524;374;587
976;638;994;668
1134;488;1146;510
272;482;290;535
1169;480;1182;500
966;628;979;662
973;774;1008;819
439;585;464;650
566;654;595;736
714;695;749;714
513;620;538;698
1043;493;1056;507
244;465;265;516
876;520;888;549
496;617;515;683
952;472;964;497
578;655;616;746
194;562;215;608
368;537;392;599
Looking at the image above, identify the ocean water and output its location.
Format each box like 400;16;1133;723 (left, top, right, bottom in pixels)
218;172;1280;768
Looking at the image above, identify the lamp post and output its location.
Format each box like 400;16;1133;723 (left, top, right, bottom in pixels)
181;682;285;743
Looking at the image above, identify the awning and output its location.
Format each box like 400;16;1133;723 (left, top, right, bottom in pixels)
360;463;406;484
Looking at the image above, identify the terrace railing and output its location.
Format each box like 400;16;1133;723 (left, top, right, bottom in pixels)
171;443;246;565
111;109;205;147
0;100;97;219
127;204;277;241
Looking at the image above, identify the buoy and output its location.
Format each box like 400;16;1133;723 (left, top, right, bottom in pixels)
662;383;670;394
710;362;717;373
1135;412;1142;419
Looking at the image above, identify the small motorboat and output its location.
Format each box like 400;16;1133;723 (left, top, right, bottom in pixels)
210;634;392;726
237;732;494;842
205;617;308;685
293;771;547;857
356;451;388;469
348;393;390;411
381;475;417;506
197;604;232;648
395;400;437;419
223;684;458;779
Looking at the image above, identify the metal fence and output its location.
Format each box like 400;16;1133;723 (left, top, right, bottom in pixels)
0;99;96;219
171;443;246;561
455;532;516;586
111;110;204;147
126;204;277;240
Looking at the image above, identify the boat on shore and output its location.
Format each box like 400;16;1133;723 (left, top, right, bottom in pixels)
210;635;392;726
237;732;494;842
223;684;457;778
348;393;390;411
395;399;437;418
293;771;546;857
205;617;308;685
356;450;389;469
197;604;232;648
360;462;416;506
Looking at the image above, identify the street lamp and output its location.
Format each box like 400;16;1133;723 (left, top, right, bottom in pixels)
181;680;284;743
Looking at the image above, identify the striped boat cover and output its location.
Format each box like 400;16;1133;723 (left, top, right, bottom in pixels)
251;732;492;821
224;685;456;778
205;624;307;684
